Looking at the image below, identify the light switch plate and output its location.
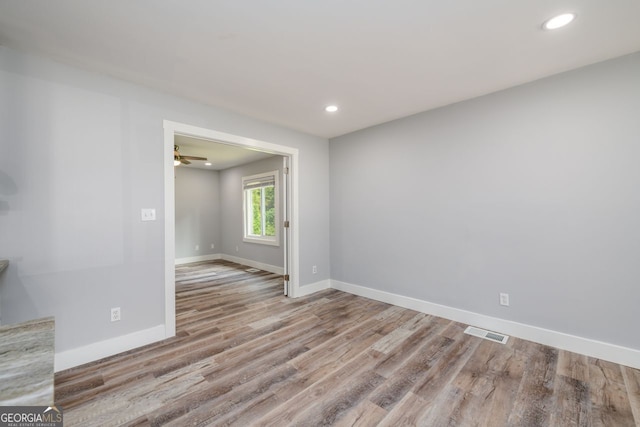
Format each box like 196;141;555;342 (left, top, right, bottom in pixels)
141;208;156;221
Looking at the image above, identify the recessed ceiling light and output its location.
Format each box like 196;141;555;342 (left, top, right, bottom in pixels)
325;105;338;113
205;162;212;166
543;13;576;30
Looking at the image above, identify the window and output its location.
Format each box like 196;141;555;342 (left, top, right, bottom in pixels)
242;171;279;246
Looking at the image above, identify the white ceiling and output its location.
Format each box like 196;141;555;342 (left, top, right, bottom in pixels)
174;135;275;171
1;1;639;138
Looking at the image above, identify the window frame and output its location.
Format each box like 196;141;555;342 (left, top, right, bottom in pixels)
242;170;280;246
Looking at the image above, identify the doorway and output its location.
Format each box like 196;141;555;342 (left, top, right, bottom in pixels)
163;120;299;338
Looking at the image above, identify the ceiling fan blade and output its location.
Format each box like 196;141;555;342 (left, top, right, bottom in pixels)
181;155;208;161
181;159;191;165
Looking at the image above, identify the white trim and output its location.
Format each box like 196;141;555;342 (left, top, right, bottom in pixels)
221;254;284;275
163;124;176;339
282;156;290;296
294;279;331;297
55;325;166;372
330;280;640;370
175;254;222;265
163;120;300;341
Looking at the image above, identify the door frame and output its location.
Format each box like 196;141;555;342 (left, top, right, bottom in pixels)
163;120;300;338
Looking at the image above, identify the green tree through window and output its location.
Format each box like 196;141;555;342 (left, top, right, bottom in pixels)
243;171;279;245
264;186;275;236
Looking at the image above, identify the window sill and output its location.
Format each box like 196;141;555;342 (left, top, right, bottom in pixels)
243;237;280;247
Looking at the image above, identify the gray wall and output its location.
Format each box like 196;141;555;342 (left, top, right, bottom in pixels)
330;52;640;350
0;46;330;353
174;167;221;260
220;156;284;268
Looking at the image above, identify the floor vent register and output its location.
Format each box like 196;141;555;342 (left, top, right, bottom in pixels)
464;326;509;344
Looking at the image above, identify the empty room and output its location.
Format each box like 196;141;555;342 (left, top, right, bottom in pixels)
1;1;639;426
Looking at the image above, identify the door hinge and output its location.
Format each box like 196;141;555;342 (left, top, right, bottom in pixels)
283;274;290;281
284;167;289;175
284;220;290;228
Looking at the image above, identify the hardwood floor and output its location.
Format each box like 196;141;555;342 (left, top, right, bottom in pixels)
55;260;640;426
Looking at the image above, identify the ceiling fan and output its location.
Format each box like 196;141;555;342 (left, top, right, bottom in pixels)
174;145;207;166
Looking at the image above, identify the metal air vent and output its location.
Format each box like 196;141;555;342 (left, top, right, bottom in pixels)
464;326;509;344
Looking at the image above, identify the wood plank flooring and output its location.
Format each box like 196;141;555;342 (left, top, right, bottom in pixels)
54;260;640;426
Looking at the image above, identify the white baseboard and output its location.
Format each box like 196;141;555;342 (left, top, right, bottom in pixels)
294;279;330;298
330;280;640;370
55;325;166;372
221;254;284;275
175;253;221;265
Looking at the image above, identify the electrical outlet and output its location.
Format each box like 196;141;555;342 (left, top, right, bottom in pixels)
140;208;156;221
211;243;215;249
499;293;510;306
312;265;317;274
195;244;199;251
111;307;121;322
236;246;239;252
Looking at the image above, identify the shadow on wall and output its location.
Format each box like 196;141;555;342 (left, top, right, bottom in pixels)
0;267;39;326
0;168;23;323
0;170;18;215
